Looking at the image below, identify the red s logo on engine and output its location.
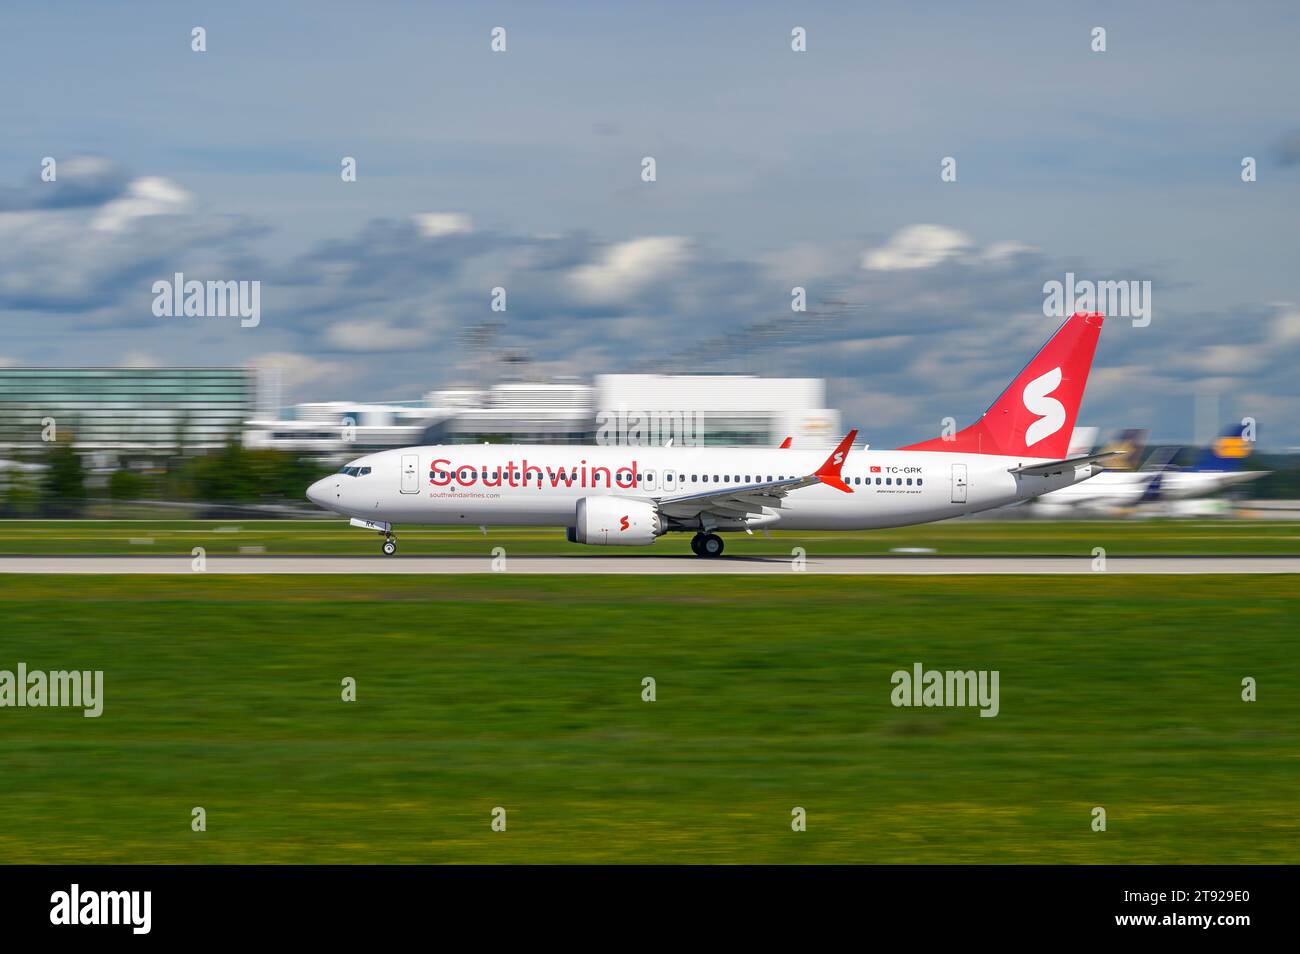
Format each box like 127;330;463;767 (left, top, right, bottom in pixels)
619;515;630;531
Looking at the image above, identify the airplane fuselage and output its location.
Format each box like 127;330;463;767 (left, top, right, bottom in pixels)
308;443;1101;534
1032;470;1157;513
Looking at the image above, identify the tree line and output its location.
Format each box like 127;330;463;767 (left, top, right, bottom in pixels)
0;439;332;517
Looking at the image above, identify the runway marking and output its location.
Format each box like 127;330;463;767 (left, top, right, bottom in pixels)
0;557;1297;575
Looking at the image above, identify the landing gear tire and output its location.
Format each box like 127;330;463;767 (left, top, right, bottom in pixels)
690;534;704;556
698;533;724;558
382;538;397;556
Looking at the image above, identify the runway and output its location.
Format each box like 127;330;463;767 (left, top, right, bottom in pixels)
0;556;1297;574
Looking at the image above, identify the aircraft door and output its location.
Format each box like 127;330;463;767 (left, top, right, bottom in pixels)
401;454;419;494
661;469;679;494
951;463;968;504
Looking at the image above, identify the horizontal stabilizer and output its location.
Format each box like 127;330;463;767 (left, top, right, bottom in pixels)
1008;451;1122;477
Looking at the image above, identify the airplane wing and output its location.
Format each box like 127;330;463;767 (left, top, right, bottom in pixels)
1008;450;1123;477
655;430;857;520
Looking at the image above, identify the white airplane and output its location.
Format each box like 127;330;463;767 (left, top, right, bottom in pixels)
1032;423;1266;516
1030;470;1158;516
1031;428;1157;516
307;312;1112;557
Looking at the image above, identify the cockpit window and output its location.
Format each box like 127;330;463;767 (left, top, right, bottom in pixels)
337;465;370;477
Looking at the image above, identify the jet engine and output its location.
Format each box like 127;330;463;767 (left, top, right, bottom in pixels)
566;496;662;546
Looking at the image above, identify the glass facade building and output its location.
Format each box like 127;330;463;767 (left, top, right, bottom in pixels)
0;368;255;455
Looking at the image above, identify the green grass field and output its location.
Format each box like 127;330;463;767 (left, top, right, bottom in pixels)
0;517;1298;556
0;574;1295;863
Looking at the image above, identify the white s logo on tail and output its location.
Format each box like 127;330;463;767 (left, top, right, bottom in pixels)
1022;367;1065;448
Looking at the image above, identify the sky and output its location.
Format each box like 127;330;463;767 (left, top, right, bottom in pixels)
1;0;1298;447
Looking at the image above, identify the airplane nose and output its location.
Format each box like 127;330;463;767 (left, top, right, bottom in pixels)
306;478;329;507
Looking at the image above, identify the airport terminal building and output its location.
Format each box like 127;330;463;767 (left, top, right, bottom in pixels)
0;366;839;468
0;367;261;468
243;374;840;462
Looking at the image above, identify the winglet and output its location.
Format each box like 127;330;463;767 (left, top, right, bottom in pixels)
779;436;792;449
816;429;857;493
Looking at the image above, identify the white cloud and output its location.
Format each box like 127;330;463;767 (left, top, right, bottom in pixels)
569;236;690;303
412;212;472;238
91;177;192;232
1268;302;1300;344
119;350;159;368
862;224;971;271
249;352;352;397
759;242;845;282
1189;344;1261;375
980;240;1037;264
325;319;433;352
60;156;117;180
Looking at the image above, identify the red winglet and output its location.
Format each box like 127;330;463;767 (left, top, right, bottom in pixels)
778;436;792;449
816;429;857;493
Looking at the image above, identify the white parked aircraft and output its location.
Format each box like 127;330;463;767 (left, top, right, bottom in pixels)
1031;427;1157;515
307;312;1112;557
1032;423;1266;516
1030;469;1159;516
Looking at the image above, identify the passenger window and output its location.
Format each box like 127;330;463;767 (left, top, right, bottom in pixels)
918;478;923;486
906;478;912;485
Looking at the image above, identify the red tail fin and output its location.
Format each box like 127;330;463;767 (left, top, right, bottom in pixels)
901;312;1104;458
816;429;857;493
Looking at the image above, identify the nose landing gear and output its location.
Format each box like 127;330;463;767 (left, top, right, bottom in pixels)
381;533;397;556
690;532;724;558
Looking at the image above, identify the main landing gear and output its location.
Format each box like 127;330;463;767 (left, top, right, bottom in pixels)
690;532;725;558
